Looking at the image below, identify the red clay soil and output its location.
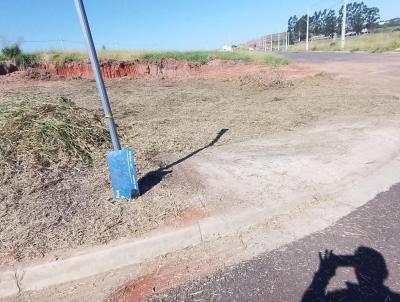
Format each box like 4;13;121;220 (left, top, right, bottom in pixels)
164;207;208;228
106;254;220;302
40;59;202;79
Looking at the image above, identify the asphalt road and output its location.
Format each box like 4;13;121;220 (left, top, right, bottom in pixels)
149;183;400;302
280;51;400;64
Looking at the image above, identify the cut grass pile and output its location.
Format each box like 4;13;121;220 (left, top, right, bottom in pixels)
0;98;111;183
289;31;400;53
38;50;288;65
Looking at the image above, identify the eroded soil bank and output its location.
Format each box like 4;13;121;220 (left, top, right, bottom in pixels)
40;59;202;79
3;58;318;82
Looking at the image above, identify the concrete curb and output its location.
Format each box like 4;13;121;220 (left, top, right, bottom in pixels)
1;153;400;299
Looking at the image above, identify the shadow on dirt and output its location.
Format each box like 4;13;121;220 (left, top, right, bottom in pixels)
301;246;400;302
139;129;229;195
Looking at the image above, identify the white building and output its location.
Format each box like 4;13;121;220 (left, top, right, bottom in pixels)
221;45;233;52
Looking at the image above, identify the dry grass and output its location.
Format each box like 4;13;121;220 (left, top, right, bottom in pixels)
289;31;400;53
239;69;293;89
37;50;288;65
1;65;399;264
0;98;111;184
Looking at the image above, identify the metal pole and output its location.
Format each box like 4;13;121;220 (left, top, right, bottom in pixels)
74;0;121;151
341;0;347;49
278;33;280;51
285;32;288;51
270;34;273;51
306;10;309;51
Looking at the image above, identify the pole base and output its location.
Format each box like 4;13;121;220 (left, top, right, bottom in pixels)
107;148;140;200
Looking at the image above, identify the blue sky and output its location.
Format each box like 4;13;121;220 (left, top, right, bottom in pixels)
0;0;398;51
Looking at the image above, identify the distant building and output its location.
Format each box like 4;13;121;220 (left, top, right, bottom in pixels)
361;28;369;34
221;45;233;52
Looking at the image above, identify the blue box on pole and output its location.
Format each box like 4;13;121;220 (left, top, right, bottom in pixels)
107;148;140;200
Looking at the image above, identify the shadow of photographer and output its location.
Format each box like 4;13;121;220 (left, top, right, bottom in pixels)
301;246;400;302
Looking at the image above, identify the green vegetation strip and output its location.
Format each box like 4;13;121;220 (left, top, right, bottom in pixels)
7;49;288;65
289;31;400;53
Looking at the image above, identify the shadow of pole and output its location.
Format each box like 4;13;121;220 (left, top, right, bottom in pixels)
138;129;229;195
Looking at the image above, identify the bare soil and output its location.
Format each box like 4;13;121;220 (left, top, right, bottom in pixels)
0;57;399;268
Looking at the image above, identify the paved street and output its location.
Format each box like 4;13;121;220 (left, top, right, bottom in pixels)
150;183;400;301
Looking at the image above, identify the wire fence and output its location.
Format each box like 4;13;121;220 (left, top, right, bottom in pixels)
0;36;158;52
241;32;289;52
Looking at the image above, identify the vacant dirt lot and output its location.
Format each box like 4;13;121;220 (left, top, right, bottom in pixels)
0;56;399;267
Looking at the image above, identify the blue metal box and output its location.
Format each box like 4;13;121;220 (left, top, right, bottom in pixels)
107;148;140;199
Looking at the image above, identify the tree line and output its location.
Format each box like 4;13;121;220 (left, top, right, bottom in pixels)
287;1;380;43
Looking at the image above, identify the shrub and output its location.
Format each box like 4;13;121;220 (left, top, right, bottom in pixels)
1;44;22;60
14;53;40;66
1;44;39;66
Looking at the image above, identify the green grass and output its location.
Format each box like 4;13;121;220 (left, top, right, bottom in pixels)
289;31;400;53
1;44;40;66
35;50;288;65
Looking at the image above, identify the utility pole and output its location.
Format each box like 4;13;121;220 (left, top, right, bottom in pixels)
285;32;288;51
306;10;309;51
270;34;273;51
58;36;65;51
264;37;267;52
278;32;280;51
341;0;347;49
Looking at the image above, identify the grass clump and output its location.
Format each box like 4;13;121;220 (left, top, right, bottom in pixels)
44;51;89;63
140;51;210;63
0;98;111;182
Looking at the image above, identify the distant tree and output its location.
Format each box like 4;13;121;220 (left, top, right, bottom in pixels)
338;2;360;33
311;10;330;36
287;1;379;42
294;15;308;41
323;10;337;37
364;7;380;30
1;44;22;60
288;15;298;44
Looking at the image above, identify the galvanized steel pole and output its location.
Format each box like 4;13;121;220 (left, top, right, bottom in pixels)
306;10;309;51
74;0;121;151
341;0;347;49
270;34;273;51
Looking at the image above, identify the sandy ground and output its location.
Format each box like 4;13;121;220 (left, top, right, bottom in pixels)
0;56;400;269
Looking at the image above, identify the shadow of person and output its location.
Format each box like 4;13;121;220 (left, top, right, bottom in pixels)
138;129;229;195
301;246;400;302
